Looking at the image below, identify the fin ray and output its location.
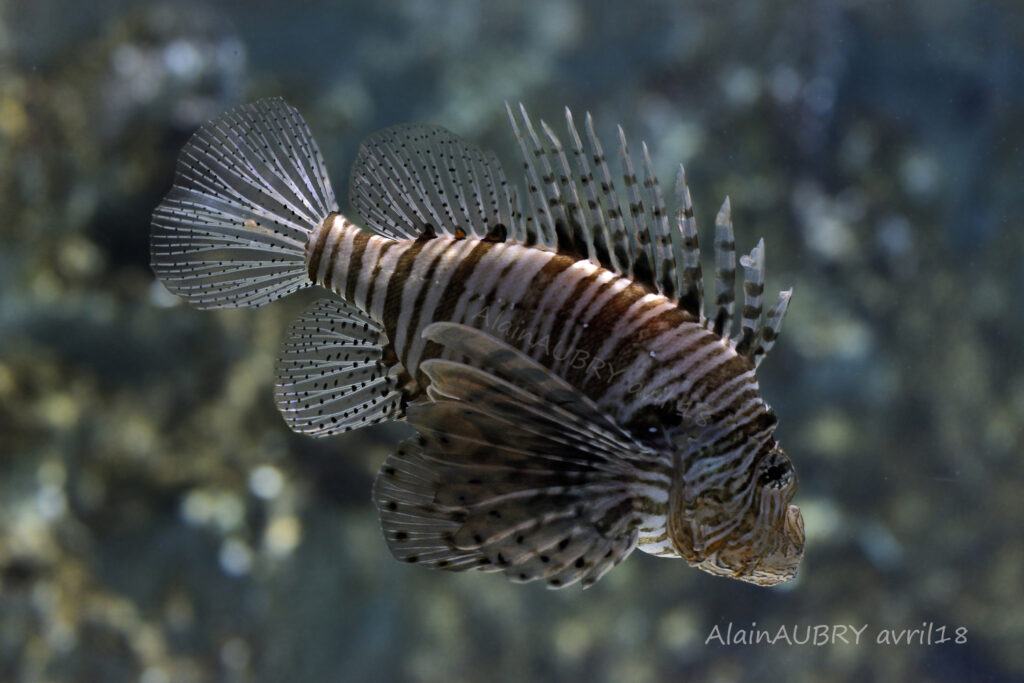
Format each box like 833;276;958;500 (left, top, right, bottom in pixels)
735;239;766;356
712;197;737;337
151;98;336;308
349;123;517;241
373;323;668;588
641;142;674;299
752;288;792;367
274;298;405;436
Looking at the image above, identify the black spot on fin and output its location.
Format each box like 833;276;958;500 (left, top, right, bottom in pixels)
483;223;507;243
349;123;519;241
151;97;336;309
275;298;406;437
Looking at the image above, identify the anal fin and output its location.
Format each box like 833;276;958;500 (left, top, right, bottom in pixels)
274;298;406;436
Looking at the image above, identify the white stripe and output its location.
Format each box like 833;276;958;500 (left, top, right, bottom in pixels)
548;269;619;375
701;368;757;414
352;237;387;310
589;293;672;367
368;242;408;322
489;248;559;329
563;277;634;389
401;238;479;373
319;218;353;288
391;237;456;360
451;245;553;338
607;331;723;414
514;258;598;361
631;339;728;416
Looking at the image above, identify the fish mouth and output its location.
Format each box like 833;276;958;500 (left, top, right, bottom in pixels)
740;503;804;586
786;503;805;548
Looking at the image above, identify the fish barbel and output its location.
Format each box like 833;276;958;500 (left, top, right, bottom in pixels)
151;98;804;588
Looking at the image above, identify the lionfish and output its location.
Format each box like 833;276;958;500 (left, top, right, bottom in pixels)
151;98;804;588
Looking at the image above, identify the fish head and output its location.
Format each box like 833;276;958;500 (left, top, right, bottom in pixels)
668;440;804;586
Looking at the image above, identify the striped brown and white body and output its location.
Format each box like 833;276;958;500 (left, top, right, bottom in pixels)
151;98;804;588
308;214;758;428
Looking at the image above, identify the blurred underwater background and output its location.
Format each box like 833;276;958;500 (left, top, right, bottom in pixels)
1;0;1023;680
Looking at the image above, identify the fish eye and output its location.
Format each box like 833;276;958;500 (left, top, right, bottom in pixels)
758;458;792;489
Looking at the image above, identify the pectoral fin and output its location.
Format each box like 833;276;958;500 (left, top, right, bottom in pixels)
372;323;670;588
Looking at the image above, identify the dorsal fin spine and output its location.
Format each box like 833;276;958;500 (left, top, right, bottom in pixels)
541;118;597;262
735;238;766;356
674;165;704;320
752;288;792;367
616;125;647;281
520;105;570;247
712;197;737;338
641;142;674;299
565;108;618;272
585;113;632;272
506;103;555;247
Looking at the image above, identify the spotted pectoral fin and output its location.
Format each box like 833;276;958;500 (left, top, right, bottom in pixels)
372;323;670;588
274;298;407;436
420;321;646;458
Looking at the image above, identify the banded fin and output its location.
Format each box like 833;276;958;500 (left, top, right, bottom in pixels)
504;106;793;366
349;123;519;242
372;323;669;589
675;165;704;318
705;200;792;364
507;104;559;249
507;106;703;309
641;142;675;299
735;239;766;356
274;298;405;436
711;197;736;338
583;112;633;274
751;288;792;367
151;98;337;308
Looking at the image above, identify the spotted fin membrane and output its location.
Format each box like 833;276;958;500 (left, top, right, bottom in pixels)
150;98;336;308
274;298;406;436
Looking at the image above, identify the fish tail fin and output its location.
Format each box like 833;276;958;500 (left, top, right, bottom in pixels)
150;98;338;309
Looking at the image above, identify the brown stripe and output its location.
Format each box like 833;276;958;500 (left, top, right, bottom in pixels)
555;275;619;387
416;240;496;374
363;240;397;312
581;300;677;399
381;238;432;348
506;253;577;354
701;385;760;425
700;384;774;437
696;403;773;462
306;212;336;282
548;267;602;355
463;245;520;329
344;231;371;300
623;322;719;403
404;240;454;364
569;283;652;395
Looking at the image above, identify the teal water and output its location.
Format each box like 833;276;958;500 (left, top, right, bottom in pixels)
2;1;1021;680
